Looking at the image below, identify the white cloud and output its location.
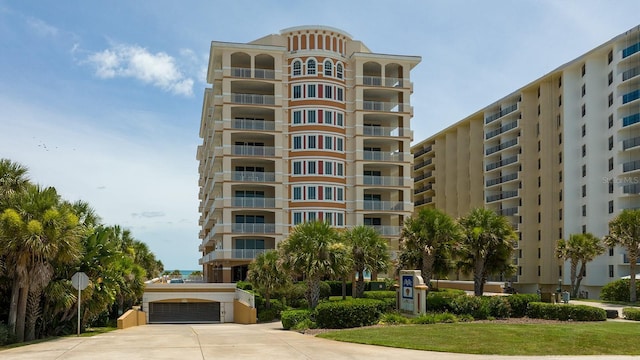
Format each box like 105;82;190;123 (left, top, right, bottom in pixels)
26;17;58;37
86;43;194;96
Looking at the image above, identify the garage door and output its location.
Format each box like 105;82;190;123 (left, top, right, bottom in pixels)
148;302;220;323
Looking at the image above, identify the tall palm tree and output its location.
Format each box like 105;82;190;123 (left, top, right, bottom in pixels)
278;221;344;309
458;208;517;296
343;225;389;298
400;207;461;287
604;209;640;302
0;159;30;207
247;250;289;309
556;233;605;298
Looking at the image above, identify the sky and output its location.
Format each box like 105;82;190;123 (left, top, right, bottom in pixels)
0;1;638;270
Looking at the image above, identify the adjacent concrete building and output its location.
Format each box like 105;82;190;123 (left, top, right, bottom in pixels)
197;26;420;283
413;25;640;297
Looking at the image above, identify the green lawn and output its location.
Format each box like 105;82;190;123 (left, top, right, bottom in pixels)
318;322;640;355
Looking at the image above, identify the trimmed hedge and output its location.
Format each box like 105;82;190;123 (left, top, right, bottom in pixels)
315;298;383;328
362;290;396;299
601;279;630;302
427;289;466;312
281;309;312;330
526;302;606;321
506;294;539;318
623;307;640;321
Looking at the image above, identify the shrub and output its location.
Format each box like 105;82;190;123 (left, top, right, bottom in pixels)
291;318;317;331
0;322;16;346
427;289;466;312
411;312;459;324
315;298;383;328
236;281;253;291
380;312;409;325
281;309;312;330
600;279;630;302
623;307;640;321
486;296;511;319
277;282;331;309
362;290;396;299
506;294;540;318
526;302;606;321
450;295;490;319
258;308;279;322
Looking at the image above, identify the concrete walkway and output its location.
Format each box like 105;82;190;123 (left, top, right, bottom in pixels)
1;321;639;360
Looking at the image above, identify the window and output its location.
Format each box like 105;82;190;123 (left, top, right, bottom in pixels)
608;93;613;107
582;184;587;197
293;161;302;175
537;104;541;115
559;228;563;239
582;124;586;137
336;63;343;79
608;71;613;85
337;162;343;176
324;111;332;124
538;158;541;169
308;161;316;174
293;212;302;225
538;193;541;205
559;189;563;201
293;136;302;149
559;209;563;220
307;135;316;149
581;84;586;97
292;60;301;76
537;212;541;223
582;225;587;234
307;186;316;200
582;164;586;177
609;157;614;171
609;247;614;256
582;205;587;216
608;50;613;64
609;179;614;193
538;248;541;259
336;113;344;126
538;230;541;241
608;114;614;129
609;265;614;278
581;104;586;117
307;59;316;75
293;85;302;99
337;87;343;101
609;200;614;214
324;136;332;150
307;84;316;98
538;176;541;188
337;212;344;225
293;187;302;200
558;77;562;87
581;63;586;77
582;144;586;157
518;267;522;276
559;171;563;182
559;265;563;277
559;133;562;144
557;114;561;128
538;141;541;152
558;95;562;106
308;212;316;221
324;187;332;200
336;138;343;151
336;187;343;200
608;136;614;150
537;87;541;98
307;110;316;123
324;60;332;76
324;85;332;99
559;152;562;164
293;110;302;124
537;266;541;276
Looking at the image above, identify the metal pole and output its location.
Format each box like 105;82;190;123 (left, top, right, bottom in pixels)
77;287;81;336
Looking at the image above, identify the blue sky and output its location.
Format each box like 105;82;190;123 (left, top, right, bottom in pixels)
1;0;638;270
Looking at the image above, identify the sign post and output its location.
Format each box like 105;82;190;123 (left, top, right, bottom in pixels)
71;272;89;336
399;270;428;315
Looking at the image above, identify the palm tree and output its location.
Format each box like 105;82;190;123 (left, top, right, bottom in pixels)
247;250;289;309
278;221;344;309
343;225;389;298
604;209;640;302
556;233;605;298
0;159;30;207
399;208;461;287
458;208;517;296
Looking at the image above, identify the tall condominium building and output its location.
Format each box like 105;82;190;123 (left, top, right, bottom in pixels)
197;26;420;283
413;25;640;298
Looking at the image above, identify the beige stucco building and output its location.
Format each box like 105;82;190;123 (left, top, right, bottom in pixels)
197;26;420;283
413;25;640;297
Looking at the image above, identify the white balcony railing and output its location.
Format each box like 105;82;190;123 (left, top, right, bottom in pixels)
363;175;405;186
363;101;403;112
232;145;276;157
232;197;276;208
363;200;405;211
231;93;275;105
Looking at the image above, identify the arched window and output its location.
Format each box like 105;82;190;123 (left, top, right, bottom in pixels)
307;59;316;75
324;60;333;76
336;63;343;79
292;60;301;76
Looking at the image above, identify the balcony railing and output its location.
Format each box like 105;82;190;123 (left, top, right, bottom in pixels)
486;190;518;203
254;69;275;79
486;155;519;171
363;125;410;137
232;171;276;182
623;66;640;81
623;89;640;105
498;207;518;216
201;248;273;263
486;173;518;187
363;175;405;186
414;197;432;206
623;42;640;59
368;225;402;236
232;118;275;131
485;120;518;140
623;136;640;150
414;183;432;194
414;171;433;182
414;158;432;170
623;160;640;173
363;200;405;211
232;223;276;233
363;101;403;112
231;93;275;105
363;150;404;162
486;138;518;155
623;184;640;194
232;145;276;157
232;197;276;208
413;145;433;158
485;103;518;124
363;76;403;87
623;113;640;127
231;67;252;78
231;67;275;79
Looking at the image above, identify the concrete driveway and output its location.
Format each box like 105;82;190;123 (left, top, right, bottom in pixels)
1;322;637;360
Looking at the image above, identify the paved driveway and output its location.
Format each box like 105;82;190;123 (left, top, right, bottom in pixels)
1;322;637;360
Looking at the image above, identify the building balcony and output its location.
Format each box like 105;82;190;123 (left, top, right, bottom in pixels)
485;103;518;125
199;248;274;264
363;76;404;88
232;197;276;208
414;197;432;206
623;136;640;150
232;145;276;157
622;42;640;59
623;183;640;195
232;223;276;234
622;89;640;105
363;101;404;112
414;171;433;182
486;190;518;203
363;175;406;187
231;67;276;80
622;66;640;82
367;225;402;236
498;207;519;216
486;138;518;155
414;183;433;194
363;125;411;137
362;200;406;211
623;113;640;127
623;159;640;173
231;118;276;131
231;93;275;105
486;173;518;187
413;144;433;158
413;158;432;170
363;150;405;162
485;120;518;140
232;171;276;182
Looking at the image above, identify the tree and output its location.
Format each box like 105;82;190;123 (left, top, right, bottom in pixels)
556;233;605;298
458;208;517;296
247;250;289;309
278;221;346;309
399;208;461;287
604;209;640;302
0;158;30;207
342;225;389;298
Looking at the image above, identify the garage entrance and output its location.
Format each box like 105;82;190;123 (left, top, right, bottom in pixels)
148;301;220;323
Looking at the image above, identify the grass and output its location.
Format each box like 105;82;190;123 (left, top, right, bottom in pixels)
317;322;640;355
